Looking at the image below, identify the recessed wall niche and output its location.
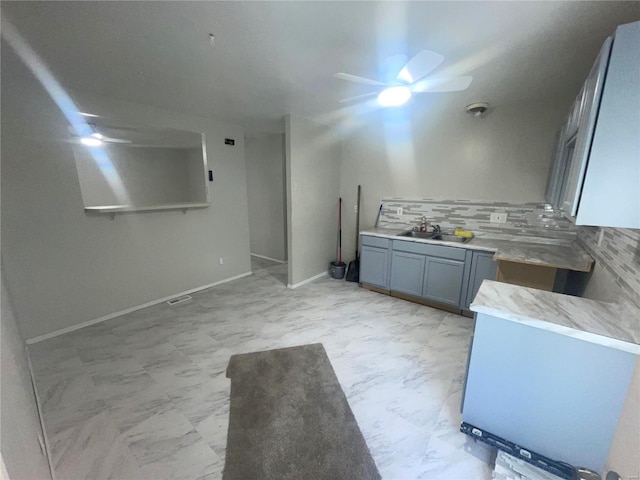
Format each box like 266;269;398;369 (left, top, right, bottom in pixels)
72;116;209;214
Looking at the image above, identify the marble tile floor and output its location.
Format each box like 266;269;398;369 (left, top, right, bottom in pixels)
28;256;494;479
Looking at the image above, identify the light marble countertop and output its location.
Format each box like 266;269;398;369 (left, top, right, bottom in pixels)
471;280;640;353
360;227;593;272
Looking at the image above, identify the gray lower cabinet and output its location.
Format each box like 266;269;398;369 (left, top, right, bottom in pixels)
464;251;498;309
390;251;426;297
423;257;466;307
389;239;470;308
361;236;495;310
360;236;391;289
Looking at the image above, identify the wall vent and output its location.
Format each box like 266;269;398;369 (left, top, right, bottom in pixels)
166;295;192;306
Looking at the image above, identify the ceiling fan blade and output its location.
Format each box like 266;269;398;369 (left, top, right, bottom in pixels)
102;136;132;144
334;73;386;86
338;92;378;104
382;53;409;83
411;75;473;93
397;50;444;84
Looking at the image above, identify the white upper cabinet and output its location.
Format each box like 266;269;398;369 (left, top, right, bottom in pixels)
561;37;612;219
566;84;586;140
576;21;640;228
545;125;568;208
552;21;640;228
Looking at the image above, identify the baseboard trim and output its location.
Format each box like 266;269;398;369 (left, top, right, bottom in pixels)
287;271;327;289
250;253;287;264
25;271;252;344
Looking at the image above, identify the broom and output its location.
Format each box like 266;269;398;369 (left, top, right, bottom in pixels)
345;185;361;282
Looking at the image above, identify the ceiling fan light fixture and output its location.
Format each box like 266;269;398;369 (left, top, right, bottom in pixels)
377;86;411;107
336;50;471;104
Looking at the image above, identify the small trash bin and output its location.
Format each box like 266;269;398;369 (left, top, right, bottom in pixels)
329;261;346;279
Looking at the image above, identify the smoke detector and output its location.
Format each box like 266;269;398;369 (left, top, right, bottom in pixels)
465;102;489;117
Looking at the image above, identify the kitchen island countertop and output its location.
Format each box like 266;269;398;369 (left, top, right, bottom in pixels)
471;280;640;352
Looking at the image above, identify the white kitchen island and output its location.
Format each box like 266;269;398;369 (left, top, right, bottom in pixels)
462;281;639;473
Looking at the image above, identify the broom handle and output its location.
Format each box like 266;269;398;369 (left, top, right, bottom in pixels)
355;185;361;259
339;197;342;264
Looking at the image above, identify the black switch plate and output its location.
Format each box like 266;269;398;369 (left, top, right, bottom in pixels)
224;138;235;145
208;170;213;182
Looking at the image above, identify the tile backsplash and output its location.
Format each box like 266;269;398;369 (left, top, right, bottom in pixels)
578;226;640;308
379;198;578;240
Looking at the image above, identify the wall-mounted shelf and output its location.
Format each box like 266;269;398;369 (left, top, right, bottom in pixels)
85;202;209;219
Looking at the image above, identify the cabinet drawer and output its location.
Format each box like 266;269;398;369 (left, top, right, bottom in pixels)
392;239;466;261
361;235;390;249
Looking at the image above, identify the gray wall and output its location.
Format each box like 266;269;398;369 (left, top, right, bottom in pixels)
285;115;341;286
1;274;53;479
338;97;569;261
245;134;287;262
1;47;251;340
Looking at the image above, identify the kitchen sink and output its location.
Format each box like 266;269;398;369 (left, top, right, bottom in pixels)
397;231;471;244
396;231;436;239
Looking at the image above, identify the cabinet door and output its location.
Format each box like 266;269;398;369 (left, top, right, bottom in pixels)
360;246;389;288
545;126;569;208
464;252;498;309
423;257;465;307
566;84;586;139
576;21;640;228
562;37;612;218
390;251;425;297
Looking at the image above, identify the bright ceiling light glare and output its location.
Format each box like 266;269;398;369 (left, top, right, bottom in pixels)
377;86;412;107
396;67;413;84
80;137;103;147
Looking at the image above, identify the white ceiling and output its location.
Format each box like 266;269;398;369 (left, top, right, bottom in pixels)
2;1;639;134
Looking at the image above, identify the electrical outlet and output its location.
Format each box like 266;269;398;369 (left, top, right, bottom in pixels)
354;205;358;213
396;207;403;215
219;257;224;265
490;212;508;224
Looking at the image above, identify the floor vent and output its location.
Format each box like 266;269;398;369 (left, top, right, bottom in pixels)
166;295;192;306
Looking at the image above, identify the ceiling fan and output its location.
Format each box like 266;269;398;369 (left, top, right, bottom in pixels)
335;50;472;106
